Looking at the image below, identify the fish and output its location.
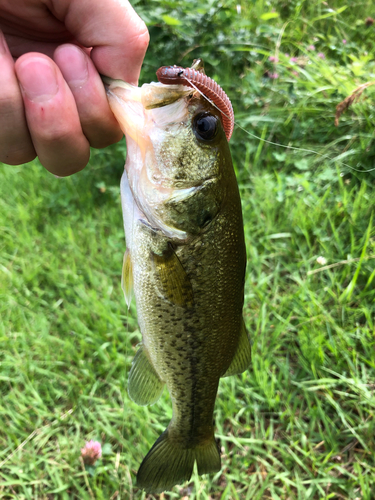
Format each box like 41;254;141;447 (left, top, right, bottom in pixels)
103;61;251;493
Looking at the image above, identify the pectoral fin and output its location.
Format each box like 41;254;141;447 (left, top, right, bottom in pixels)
222;318;251;377
121;249;133;308
151;244;194;308
128;345;164;406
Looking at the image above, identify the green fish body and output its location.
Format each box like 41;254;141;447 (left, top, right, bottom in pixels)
105;73;251;493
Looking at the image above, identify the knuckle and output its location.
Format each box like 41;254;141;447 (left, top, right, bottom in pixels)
0;146;36;165
127;20;150;54
42;157;87;177
137;22;150;49
88;129;123;149
37;124;76;145
38;141;90;176
81;115;123;148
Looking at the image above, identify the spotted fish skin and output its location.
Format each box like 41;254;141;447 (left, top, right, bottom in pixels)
104;72;250;493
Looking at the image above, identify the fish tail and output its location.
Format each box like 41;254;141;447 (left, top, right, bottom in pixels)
136;428;221;493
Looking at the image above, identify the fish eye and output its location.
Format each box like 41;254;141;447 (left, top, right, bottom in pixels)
193;113;218;141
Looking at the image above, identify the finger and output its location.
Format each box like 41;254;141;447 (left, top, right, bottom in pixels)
4;33;90;59
4;33;63;59
0;31;36;165
15;53;90;176
54;44;123;148
51;0;149;84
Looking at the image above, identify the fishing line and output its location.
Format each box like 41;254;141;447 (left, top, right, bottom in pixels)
183;75;375;173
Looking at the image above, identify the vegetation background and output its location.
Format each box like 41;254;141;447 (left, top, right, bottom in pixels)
1;0;375;498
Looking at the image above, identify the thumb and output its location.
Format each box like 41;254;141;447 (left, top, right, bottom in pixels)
50;0;149;84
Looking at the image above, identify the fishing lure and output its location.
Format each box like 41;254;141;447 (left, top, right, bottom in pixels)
156;63;234;141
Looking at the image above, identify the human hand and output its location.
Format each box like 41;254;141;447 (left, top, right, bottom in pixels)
0;0;149;175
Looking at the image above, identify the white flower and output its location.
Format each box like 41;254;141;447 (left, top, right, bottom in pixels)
316;256;327;265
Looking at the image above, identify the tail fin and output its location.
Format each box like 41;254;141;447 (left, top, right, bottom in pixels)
137;428;221;493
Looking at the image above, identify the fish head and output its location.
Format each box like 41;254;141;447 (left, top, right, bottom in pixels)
104;77;233;240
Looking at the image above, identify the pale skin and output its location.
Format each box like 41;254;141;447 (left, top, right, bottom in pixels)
0;0;149;175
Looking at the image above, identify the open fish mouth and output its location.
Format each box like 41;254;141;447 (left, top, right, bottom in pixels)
102;75;192;111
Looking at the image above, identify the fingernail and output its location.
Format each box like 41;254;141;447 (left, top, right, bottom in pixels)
17;59;59;102
57;46;89;88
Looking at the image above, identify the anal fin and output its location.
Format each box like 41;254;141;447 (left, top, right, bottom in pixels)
128;345;164;406
222;318;251;377
121;249;133;308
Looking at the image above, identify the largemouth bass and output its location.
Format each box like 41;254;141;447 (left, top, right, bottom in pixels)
104;62;251;493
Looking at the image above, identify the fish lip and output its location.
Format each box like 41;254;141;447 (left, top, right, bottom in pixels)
100;74;133;90
102;74;192;109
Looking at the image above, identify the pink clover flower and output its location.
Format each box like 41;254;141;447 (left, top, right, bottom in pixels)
81;440;102;465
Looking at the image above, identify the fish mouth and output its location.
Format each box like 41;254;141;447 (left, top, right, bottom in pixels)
103;75;217;242
102;75;193;148
102;75;192;110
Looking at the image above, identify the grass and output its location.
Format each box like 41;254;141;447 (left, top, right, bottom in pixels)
1;0;375;498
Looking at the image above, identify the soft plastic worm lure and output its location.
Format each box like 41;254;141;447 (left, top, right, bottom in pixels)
156;65;235;141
